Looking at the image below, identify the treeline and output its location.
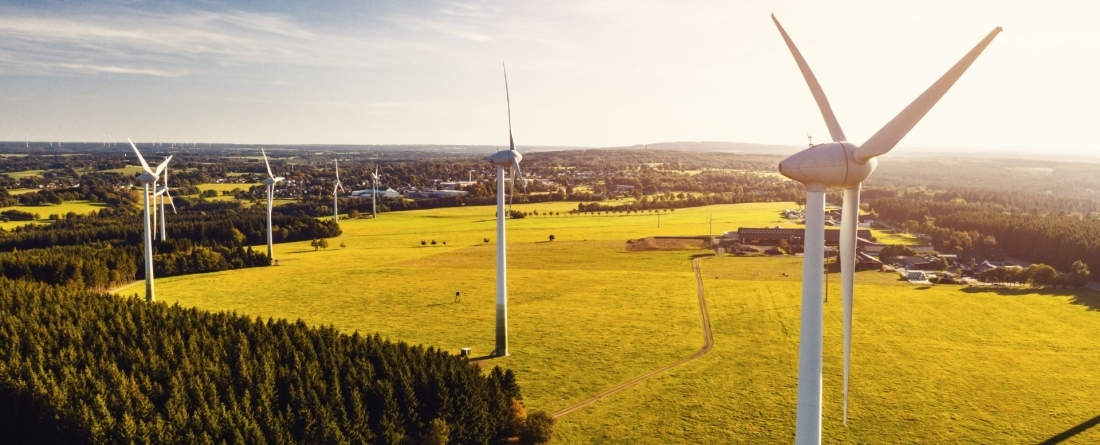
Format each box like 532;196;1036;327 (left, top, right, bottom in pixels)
0;277;523;444
977;261;1091;288
0;243;270;290
870;196;1100;276
575;185;802;213
0;210;340;252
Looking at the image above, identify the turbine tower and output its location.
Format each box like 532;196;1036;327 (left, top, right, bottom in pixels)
261;149;285;260
370;166;380;219
128;138;172;302
770;15;1001;445
332;159;344;223
486;62;525;357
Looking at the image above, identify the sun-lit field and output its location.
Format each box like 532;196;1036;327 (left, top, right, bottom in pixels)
0;200;107;230
5;188;40;195
118;201;1100;444
4;169;44;178
99;165;145;175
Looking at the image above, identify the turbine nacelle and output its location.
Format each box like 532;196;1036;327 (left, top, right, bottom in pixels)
136;172;157;184
486;149;522;168
778;142;877;189
262;177;284;185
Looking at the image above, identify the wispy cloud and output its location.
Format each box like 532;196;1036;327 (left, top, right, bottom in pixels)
0;5;406;77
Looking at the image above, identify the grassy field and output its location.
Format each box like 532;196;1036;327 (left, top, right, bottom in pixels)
100;165;145;175
118;201;1100;444
5;188;40;195
0;200;107;230
4;169;44;178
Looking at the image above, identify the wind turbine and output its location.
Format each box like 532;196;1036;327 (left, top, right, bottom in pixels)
770;15;1001;444
332;158;345;223
128;138;172;302
486;62;526;357
370;166;380;219
155;163;177;240
261;149;285;260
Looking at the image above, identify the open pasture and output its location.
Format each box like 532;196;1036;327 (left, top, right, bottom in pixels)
128;201;1100;444
3;169;44;178
0;200;107;230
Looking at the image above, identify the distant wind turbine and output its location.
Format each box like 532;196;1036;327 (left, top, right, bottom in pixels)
770;14;1001;445
128;138;172;302
332;158;344;223
261;149;285;260
486;62;526;357
370;166;380;219
155;163;177;240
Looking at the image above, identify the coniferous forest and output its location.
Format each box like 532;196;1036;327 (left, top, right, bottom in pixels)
0;277;521;444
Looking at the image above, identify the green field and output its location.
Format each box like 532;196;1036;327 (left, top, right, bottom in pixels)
101;165;145;175
5;188;40;195
4;169;44;178
0;200;107;230
117;202;1100;443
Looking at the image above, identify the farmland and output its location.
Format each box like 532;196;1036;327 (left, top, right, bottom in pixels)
121;201;1100;444
0;200;107;230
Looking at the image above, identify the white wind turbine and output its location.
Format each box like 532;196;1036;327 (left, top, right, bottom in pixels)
770;15;1001;444
332;158;345;223
370;166;380;219
154;163;177;240
261;149;285;260
128;138;172;302
486;62;526;357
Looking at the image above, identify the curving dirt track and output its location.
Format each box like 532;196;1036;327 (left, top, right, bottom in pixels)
552;257;715;418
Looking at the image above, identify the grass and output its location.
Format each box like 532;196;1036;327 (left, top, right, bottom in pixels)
101;165;145;175
5;188;40;195
4;169;44;178
117;201;1100;444
196;183;254;194
0;200;107;230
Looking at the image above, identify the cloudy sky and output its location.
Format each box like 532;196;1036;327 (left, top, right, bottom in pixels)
0;0;1096;154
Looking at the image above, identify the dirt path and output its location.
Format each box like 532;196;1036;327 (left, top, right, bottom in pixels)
552;257;715;418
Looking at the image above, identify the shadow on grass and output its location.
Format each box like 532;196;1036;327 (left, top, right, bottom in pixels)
1038;413;1100;444
689;253;716;260
960;286;1100;311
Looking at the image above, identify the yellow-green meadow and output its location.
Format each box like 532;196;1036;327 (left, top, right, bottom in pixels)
118;201;1100;444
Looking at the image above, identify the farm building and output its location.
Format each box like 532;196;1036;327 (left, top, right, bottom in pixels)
732;227;873;246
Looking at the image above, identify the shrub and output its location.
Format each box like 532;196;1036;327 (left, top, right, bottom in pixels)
521;411;555;444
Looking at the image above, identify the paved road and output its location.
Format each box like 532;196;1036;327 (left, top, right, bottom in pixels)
552;257;715;418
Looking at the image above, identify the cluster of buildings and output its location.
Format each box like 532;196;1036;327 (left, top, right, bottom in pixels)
725;224;1009;282
780;207;873;227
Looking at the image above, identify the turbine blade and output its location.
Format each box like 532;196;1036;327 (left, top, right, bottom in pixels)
504;62;515;151
771;14;846;142
855;27;1002;163
512;156;526;193
839;186;861;426
165;190;177;214
334;158;340;182
509;159;516;207
261;149;274;178
154;155;172;178
128;138;154;175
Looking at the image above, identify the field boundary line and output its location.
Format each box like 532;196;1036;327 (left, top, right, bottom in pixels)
551;257;715;418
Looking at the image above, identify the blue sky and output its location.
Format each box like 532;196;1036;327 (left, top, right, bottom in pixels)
0;0;1097;155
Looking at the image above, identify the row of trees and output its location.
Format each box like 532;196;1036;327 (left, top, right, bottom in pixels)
0;208;340;252
977;261;1091;288
0;277;526;444
870;196;1100;277
0;242;271;290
